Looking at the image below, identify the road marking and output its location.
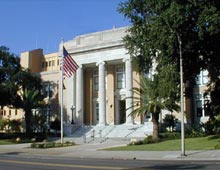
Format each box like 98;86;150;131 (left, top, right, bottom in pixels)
0;159;126;170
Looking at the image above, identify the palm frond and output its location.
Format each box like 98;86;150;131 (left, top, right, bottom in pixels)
128;75;179;118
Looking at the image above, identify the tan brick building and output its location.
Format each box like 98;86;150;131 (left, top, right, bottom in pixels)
17;27;145;135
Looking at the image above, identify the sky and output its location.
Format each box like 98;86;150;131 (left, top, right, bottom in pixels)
0;0;130;56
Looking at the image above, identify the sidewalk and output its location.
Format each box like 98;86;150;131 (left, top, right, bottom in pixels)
0;138;220;161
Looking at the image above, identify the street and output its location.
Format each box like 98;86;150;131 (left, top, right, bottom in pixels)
0;154;220;170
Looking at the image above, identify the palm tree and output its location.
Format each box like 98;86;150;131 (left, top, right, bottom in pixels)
19;88;43;134
9;70;44;134
131;75;179;140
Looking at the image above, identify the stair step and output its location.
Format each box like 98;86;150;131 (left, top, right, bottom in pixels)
68;123;153;139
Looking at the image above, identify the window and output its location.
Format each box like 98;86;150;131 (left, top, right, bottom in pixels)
93;70;98;91
144;68;154;80
204;93;211;117
202;70;209;84
43;83;53;98
196;100;202;117
204;99;211;117
95;102;99;122
195;70;209;85
41;62;45;68
195;93;210;117
15;109;17;116
116;66;125;89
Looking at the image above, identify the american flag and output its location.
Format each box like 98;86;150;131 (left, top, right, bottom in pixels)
62;46;79;77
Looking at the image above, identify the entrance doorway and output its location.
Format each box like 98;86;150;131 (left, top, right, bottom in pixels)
119;100;126;124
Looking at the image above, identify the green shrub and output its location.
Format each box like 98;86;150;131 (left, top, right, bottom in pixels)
185;125;205;138
8;119;22;133
46;142;55;148
128;136;161;146
50;118;61;135
30;143;36;148
142;135;160;144
159;132;181;140
202;116;220;135
143;135;154;144
31;143;45;148
207;135;220;140
163;114;178;132
0;119;8;131
54;143;62;147
214;143;220;149
0;132;49;144
31;141;75;148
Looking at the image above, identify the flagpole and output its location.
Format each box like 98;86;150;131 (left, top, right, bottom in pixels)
60;42;79;144
60;39;64;144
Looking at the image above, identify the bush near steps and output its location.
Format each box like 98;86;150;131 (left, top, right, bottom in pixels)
31;141;75;148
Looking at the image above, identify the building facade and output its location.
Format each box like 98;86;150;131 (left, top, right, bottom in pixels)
16;27;210;136
61;27;144;126
19;27;147;130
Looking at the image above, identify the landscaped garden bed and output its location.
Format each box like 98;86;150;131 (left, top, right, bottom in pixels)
30;141;75;148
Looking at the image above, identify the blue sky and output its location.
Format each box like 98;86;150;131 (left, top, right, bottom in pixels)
0;0;130;55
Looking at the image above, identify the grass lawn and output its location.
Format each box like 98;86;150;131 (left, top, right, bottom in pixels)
106;135;220;151
0;139;15;145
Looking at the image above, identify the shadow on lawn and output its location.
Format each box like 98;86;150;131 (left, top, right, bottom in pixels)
207;135;220;141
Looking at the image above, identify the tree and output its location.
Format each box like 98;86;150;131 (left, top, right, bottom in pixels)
0;46;20;107
0;118;8;131
18;88;44;134
0;46;45;134
118;0;220;123
8;119;22;133
50;118;61;135
11;70;44;134
131;72;179;140
32;110;47;133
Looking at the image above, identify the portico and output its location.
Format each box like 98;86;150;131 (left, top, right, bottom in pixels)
72;59;135;126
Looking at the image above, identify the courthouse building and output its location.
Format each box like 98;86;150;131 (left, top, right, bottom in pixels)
19;27;150;136
4;26;209;136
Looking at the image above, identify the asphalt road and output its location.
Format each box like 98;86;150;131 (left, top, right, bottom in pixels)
0;154;220;170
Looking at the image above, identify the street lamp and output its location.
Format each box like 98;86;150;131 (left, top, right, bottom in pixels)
47;105;51;132
177;33;185;156
70;105;75;124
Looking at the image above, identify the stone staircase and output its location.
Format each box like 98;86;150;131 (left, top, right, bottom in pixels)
67;123;153;141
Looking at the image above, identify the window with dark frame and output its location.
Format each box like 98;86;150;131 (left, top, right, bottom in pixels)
116;66;125;89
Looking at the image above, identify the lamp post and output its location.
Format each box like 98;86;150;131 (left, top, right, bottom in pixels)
45;98;51;133
47;105;51;132
177;34;185;156
70;105;75;124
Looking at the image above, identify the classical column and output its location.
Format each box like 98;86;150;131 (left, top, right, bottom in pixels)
66;75;75;124
97;61;106;126
115;94;120;125
76;66;83;125
125;58;134;125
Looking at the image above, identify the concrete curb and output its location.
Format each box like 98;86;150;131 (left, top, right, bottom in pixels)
0;141;220;161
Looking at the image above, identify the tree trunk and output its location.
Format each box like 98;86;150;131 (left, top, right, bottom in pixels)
152;112;159;140
25;109;32;134
185;79;195;124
